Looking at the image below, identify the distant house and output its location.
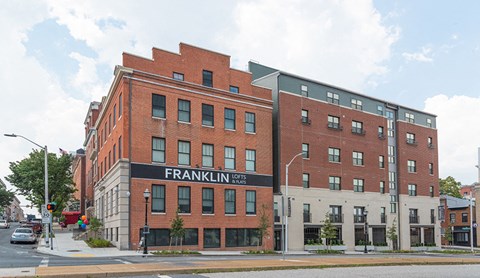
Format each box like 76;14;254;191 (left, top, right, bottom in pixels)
440;195;476;246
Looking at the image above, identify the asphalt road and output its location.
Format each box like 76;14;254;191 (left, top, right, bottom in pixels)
0;222;43;268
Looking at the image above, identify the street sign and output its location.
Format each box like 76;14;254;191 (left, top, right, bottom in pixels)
41;206;51;224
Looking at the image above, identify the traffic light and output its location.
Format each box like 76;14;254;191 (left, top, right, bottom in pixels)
46;203;56;212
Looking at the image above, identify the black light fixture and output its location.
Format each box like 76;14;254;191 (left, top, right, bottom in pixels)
363;210;368;254
143;188;151;255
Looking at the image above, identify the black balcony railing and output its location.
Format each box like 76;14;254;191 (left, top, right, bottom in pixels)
409;215;419;224
352;127;366;135
406;138;418;145
381;214;387;224
327;123;343;131
329;213;343;223
354;215;366;223
301;117;311;125
303;212;312;223
378;133;386;140
431;216;436;224
274;215;280;223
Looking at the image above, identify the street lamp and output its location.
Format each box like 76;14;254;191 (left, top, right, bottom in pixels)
4;133;50;248
143;188;150;255
283;152;304;256
363;210;368;254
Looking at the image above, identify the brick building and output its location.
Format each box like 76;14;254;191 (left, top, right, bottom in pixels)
249;62;440;251
83;101;100;217
85;43;273;250
71;149;86;214
440;195;476;246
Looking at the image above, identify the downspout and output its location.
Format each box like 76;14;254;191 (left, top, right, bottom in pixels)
128;74;133;250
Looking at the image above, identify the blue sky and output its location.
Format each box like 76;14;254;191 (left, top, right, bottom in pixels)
1;1;479;214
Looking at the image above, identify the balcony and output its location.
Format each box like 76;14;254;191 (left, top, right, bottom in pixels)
303;212;312;223
329;213;343;223
378;133;386;140
381;214;387;224
274;215;280;223
428;143;435;149
409;215;420;224
351;127;366;136
353;215;366;223
301;117;311;125
406;138;418;146
327;123;343;131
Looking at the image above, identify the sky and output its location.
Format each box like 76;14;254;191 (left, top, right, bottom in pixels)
1;0;479;216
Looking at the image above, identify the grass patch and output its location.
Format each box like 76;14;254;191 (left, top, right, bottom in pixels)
85;237;113;248
380;250;419;253
243;250;277;255
315;249;343;254
429;250;476;254
151;250;200;256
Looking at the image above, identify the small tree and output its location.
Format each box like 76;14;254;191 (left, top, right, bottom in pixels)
321;212;338;250
170;209;185;249
89;217;103;238
387;218;398;250
444;225;453;245
257;204;271;250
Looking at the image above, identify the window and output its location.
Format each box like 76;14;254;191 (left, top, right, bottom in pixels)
406;133;416;144
178;99;191;122
202;70;213;87
353;179;364;192
450;213;456;224
178;186;191;213
328;147;340;162
390;203;397;213
229;86;239;94
246;149;256;172
329;176;341;190
462;213;468;223
204;228;220;248
152;137;165;163
202;144;214;168
173;72;184;81
408;184;417;196
430;209;435;224
202;104;214;127
429;163;434;175
224;147;236;170
379;155;385;168
352;151;364;166
428;137;434;148
427;118;432;128
377;105;383;116
351;98;363;110
327;92;339;104
152;94;166;118
183;229;199;246
301;85;308;97
178;141;191;166
118;136;122;159
405;112;415;123
409;209;419;223
119;93;122;117
225;189;236;214
303;204;311;222
330;206;342;223
354;207;366;223
245;112;256;133
246;191;256;215
407;160;416;173
301;110;310;124
430;186;434;197
113;104;116;126
113;144;116;162
380;181;385;194
327;115;341;130
152;185;165;213
389;172;396;190
108;114;112;134
108;151;111;169
388;145;395;163
378;126;385;138
226;228;260;247
302;143;309;158
352;121;364;134
303;173;310;188
202;188;214;214
224;108;236;130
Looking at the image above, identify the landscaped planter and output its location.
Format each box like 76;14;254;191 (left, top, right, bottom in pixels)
304;245;326;251
373;246;390;252
330;245;347;251
411;246;441;252
354;245;375;252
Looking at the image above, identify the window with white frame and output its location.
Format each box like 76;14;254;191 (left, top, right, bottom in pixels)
202;144;214;168
329;147;340;162
328;115;341;129
152;137;165;163
302;143;309;158
178;141;191;165
352;151;364;166
408;184;417;196
405;112;415;123
352;121;364;134
224;147;236;170
407;160;416;173
351;98;363;110
329;176;341;190
327;92;339;104
303;173;310;188
178;99;191;122
406;133;416;144
246;149;256;172
301;85;308;97
353;178;364;192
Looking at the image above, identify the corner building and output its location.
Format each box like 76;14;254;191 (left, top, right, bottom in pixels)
249;62;440;251
88;43;273;250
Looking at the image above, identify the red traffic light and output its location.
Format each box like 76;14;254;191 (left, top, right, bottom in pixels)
46;203;56;212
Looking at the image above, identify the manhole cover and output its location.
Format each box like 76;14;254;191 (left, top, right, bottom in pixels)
67;250;81;252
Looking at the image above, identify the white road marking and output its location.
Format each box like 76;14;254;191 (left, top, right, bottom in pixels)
157;275;172;278
39;257;49;267
114;259;132;264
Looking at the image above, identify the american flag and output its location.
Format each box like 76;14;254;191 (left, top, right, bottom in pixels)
59;148;69;155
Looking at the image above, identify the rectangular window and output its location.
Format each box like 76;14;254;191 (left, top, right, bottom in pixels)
303;204;311;223
152;137;165;163
429;163;434;175
303;173;310;188
202;188;214;214
302;143;309;158
352;151;364;166
118;136;122;159
409;209;419;223
202;104;214;127
226;228;260;247
178;186;191;213
327;92;339;104
427;118;432;128
354;179;364;192
246;190;256;215
327;115;341;130
430;186;434;197
390;203;397;213
301;85;308;97
428;137;434;148
178;141;191;166
119;93;122;117
377;105;383;116
406;133;416;144
407;160;416;173
225;189;236;214
328;147;341;162
329;176;341;190
462;213;468;223
352;121;364;134
202;144;214;168
378;126;385;138
173;72;184;81
380;181;385;194
152;94;166;118
351;99;363;110
408;184;417;196
113;104;116;126
224;147;236;170
178;99;191;123
204;228;220;248
152;185;165;213
183;228;199;246
108;114;112;134
405;112;415;123
379;155;385;168
245;112;256;133
224;108;236;130
301;109;310;124
450;213;456;224
388;145;395;163
229;85;239;94
246;149;256;172
202;70;213;87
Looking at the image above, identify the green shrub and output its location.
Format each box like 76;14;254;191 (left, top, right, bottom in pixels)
151;250;200;256
373;242;388;246
243;250;277;255
86;237;112;248
316;249;343;254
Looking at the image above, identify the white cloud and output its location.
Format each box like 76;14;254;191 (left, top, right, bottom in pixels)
424;95;480;185
402;46;433;62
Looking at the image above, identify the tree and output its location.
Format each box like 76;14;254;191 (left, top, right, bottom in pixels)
439;176;462;198
0;187;15;214
170;209;185;249
444;225;453;245
256;204;271;250
387;218;398;250
321;212;338;250
6;150;76;216
88;217;103;238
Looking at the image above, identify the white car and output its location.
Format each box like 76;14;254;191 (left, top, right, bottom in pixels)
0;220;10;229
10;228;37;244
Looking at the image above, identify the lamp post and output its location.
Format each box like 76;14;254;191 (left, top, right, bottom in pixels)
364;210;368;254
143;188;150;255
5;133;50;248
283;152;304;255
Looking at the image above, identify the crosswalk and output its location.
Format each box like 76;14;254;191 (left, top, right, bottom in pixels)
39;257;49;267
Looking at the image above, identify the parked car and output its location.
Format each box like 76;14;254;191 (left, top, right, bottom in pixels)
0;220;10;229
10;228;37;244
21;222;42;234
